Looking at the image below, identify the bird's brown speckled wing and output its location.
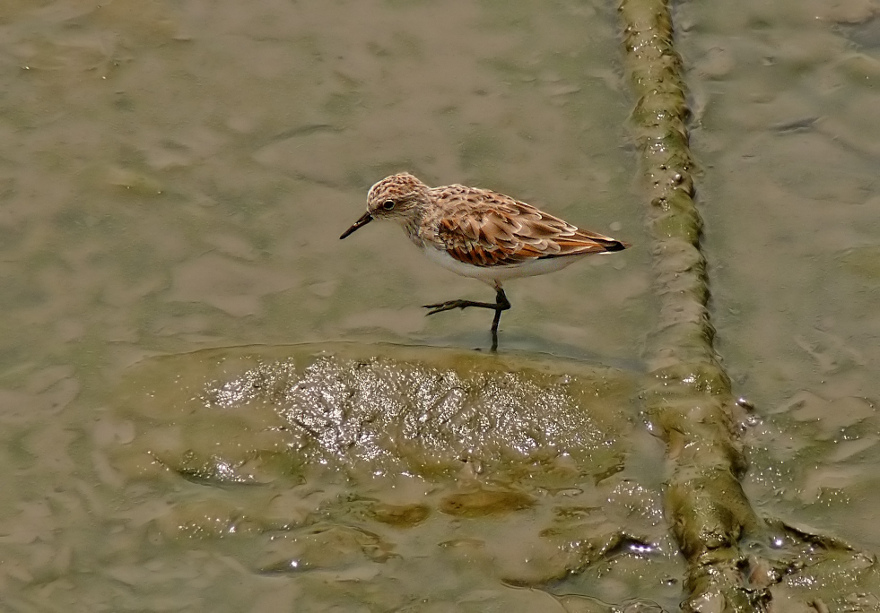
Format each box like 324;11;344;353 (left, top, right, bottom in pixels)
430;185;627;268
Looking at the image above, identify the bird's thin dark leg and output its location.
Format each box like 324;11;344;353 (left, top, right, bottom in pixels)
425;288;511;352
489;289;510;352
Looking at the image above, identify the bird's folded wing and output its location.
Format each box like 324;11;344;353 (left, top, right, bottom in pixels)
436;200;623;268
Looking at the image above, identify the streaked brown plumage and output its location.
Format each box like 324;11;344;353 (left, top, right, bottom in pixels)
340;173;629;350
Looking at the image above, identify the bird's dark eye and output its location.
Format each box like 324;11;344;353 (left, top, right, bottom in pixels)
382;200;395;210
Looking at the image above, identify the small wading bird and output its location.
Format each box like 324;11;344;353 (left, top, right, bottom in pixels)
340;173;629;351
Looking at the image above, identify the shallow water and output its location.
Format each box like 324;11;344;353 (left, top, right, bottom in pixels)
677;0;880;556
1;0;878;610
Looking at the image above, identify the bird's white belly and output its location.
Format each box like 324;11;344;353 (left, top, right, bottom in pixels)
422;246;581;286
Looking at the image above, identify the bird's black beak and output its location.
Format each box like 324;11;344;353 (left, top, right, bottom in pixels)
340;211;373;239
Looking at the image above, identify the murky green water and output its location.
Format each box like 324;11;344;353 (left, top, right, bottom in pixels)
677;0;880;559
1;0;878;610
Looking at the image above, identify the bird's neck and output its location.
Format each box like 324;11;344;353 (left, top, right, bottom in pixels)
399;210;426;247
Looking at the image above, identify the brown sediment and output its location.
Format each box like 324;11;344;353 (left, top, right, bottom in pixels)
618;0;767;609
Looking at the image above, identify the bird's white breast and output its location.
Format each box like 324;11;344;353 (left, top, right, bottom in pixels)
421;244;581;286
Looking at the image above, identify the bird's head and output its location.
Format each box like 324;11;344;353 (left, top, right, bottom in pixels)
340;172;430;239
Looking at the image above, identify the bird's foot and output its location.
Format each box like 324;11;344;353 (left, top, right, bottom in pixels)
423;299;498;315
